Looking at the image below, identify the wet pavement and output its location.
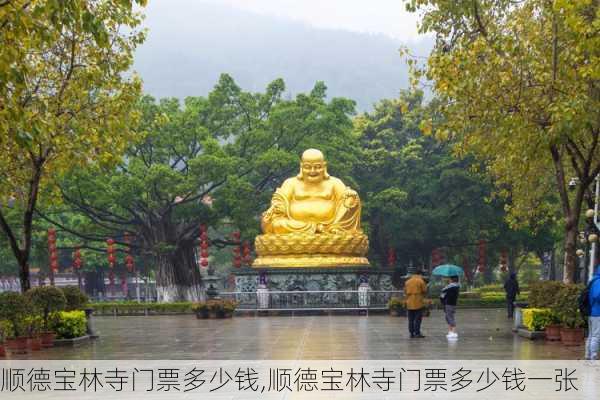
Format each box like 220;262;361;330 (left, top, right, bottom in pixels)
11;309;585;359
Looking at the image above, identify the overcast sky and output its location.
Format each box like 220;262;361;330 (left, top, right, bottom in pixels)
196;0;423;41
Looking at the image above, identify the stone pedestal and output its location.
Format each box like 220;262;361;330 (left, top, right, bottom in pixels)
234;267;396;292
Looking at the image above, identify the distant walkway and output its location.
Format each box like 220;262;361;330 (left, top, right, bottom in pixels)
15;309;583;360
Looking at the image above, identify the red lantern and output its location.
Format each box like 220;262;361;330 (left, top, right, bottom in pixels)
499;249;508;271
242;241;252;266
431;248;444;268
48;228;59;273
123;233;135;272
387;247;396;267
73;248;82;270
125;255;134;272
198;224;209;269
107;237;116;268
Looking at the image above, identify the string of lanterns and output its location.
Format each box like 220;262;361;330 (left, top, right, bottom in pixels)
199;224;209;268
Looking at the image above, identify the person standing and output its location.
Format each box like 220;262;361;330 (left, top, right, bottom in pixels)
404;270;427;338
586;266;600;360
503;272;520;319
440;276;460;339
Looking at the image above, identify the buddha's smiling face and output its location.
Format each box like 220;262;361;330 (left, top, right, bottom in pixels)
301;149;327;183
302;160;325;183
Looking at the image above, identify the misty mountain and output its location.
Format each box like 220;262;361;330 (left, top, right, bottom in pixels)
134;2;432;111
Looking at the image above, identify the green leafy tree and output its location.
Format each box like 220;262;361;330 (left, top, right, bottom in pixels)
406;0;600;282
0;0;147;291
47;75;358;301
354;91;554;276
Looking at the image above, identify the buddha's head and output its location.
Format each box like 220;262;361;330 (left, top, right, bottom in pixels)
298;148;329;183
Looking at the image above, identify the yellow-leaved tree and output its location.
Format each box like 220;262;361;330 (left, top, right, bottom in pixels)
0;0;147;291
407;0;600;282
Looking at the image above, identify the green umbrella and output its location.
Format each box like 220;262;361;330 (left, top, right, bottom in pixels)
431;264;464;277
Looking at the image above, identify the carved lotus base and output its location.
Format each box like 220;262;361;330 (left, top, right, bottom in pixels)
253;232;370;268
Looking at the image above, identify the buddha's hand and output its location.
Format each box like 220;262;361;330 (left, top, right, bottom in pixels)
343;189;359;208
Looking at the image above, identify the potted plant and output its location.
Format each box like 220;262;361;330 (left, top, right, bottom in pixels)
544;311;562;341
0;320;12;358
193;302;210;319
387;297;406;317
0;292;32;354
219;300;238;318
552;284;587;346
25;286;67;347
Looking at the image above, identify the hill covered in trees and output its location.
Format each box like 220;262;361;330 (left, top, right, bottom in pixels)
134;1;432;111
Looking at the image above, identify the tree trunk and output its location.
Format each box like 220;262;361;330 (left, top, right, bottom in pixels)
155;244;203;302
563;219;578;284
18;259;31;292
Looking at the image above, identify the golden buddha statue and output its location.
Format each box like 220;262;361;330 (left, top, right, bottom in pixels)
253;149;369;268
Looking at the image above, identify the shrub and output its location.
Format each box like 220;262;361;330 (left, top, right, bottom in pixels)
552;284;586;329
61;286;89;311
25;286;67;330
50;311;87;339
522;308;558;331
193;299;238;317
528;281;565;308
0;320;14;342
387;297;405;310
24;315;43;338
0;292;32;337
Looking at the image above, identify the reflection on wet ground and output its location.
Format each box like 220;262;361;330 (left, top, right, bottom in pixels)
12;309;584;360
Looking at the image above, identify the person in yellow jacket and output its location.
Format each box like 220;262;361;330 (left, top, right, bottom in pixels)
404;270;428;338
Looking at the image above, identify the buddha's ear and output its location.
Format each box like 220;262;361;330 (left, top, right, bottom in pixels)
323;161;330;179
296;164;303;180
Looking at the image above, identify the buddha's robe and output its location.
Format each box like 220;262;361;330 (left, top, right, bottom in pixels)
261;177;362;235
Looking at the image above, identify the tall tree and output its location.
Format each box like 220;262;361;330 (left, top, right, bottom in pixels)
406;0;600;282
0;0;146;291
49;75;358;301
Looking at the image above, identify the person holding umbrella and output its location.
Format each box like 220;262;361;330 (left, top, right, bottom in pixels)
432;264;464;340
440;276;460;339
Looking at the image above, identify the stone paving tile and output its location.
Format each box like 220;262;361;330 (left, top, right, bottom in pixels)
6;309;586;360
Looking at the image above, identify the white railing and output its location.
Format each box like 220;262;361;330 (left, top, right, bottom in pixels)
219;290;403;310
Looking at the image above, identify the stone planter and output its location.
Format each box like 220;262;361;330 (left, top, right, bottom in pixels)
217;310;233;319
560;327;585;346
545;324;561;341
517;328;545;340
54;335;92;347
9;337;28;354
390;307;407;317
28;337;42;351
41;332;56;348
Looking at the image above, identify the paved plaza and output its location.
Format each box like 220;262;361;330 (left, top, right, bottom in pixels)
15;309;584;360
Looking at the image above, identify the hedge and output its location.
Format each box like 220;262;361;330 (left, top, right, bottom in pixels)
51;311;87;339
90;302;195;315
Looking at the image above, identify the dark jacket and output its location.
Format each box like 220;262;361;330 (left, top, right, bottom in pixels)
440;283;460;306
504;274;520;299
